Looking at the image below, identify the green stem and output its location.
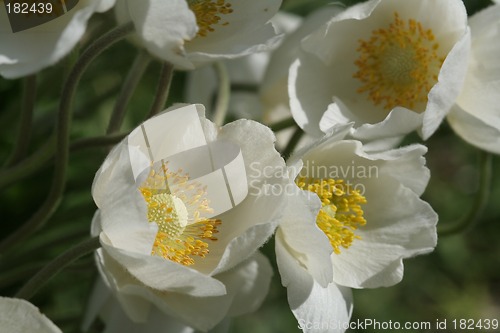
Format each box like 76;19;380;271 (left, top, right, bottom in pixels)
0;132;127;189
107;51;151;134
269;117;296;132
71;132;127;152
148;61;174;117
282;127;304;160
438;151;493;236
4;75;37;167
0;22;134;254
0;136;55;189
15;237;101;300
212;61;230;126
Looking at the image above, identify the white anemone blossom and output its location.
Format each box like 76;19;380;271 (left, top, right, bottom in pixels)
91;104;286;331
84;254;270;333
289;0;470;142
115;0;283;70
0;297;62;333
447;3;500;154
0;0;115;79
276;126;438;332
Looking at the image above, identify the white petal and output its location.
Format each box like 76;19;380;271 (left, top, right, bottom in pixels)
0;297;62;333
208;185;284;275
262;6;341;111
216;252;273;317
0;0;111;78
99;242;227;297
186;0;282;65
117;0;198;70
448;4;500;147
276;235;352;333
421;28;470;139
289;56;335;137
364;144;430;196
95;249;232;331
447;104;500;154
277;188;333;287
332;178;437;288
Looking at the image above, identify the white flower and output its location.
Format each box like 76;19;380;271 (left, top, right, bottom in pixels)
0;0;114;79
0;297;62;333
185;12;302;121
115;0;283;70
447;4;500;154
84;252;271;333
289;0;470;142
276;126;438;332
91;104;286;331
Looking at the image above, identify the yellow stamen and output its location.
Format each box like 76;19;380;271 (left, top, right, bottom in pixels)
188;0;233;37
297;177;367;254
140;163;220;265
353;12;444;111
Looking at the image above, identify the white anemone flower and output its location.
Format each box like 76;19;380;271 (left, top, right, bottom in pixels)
91;104;286;331
185;12;302;121
447;4;500;154
0;0;115;79
276;126;438;332
84;253;270;333
289;0;470;142
0;297;62;333
115;0;283;70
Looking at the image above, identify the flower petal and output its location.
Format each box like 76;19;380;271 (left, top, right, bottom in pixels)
276;234;352;333
116;0;198;70
332;178;437;288
0;297;62;333
277;188;334;287
448;104;500;154
0;0;112;78
216;252;273;317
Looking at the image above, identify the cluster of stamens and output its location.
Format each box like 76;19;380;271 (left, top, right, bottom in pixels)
353;12;444;111
140;162;221;266
188;0;233;37
297;177;367;254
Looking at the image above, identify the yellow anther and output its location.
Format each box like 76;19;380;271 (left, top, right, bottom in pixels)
353;12;444;111
297;177;367;254
188;0;233;37
140;165;221;265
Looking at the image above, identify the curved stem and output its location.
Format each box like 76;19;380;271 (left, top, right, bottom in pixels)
107;51;151;134
0;136;55;189
0;22;134;254
438;151;493;236
71;132;127;152
212;61;230;126
4;75;37;167
15;237;101;300
282;127;303;160
148;61;174;117
0;132;127;189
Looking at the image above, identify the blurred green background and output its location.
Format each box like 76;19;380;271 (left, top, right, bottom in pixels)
0;0;499;332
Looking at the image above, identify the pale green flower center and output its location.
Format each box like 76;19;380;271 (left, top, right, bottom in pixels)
353;12;445;111
296;177;367;254
187;0;233;37
140;164;221;266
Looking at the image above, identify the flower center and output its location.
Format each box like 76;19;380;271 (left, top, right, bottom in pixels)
188;0;233;37
140;164;221;266
297;177;367;254
353;12;444;111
